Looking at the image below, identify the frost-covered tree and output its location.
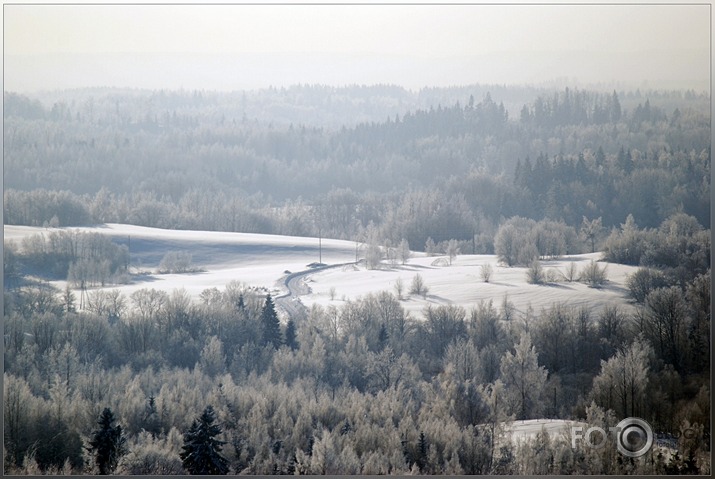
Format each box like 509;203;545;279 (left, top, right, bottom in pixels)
626;268;668;303
130;288;168;320
446;239;460;265
409;273;429;298
366;347;420;393
591;337;652;418
684;272;710;374
602;214;645;265
494;223;520;266
424;305;467;361
180;405;230;475
494;217;539;266
397;238;411;264
158;251;194;274
580;216;604;253
86;289;127;321
364;222;383;269
199;336;226;378
425;237;437;256
117;429;184;475
444;338;481;383
499;333;548;419
642;286;687;372
393;277;405;300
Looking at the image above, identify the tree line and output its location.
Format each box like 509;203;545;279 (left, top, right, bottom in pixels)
3;256;710;473
4;86;710;243
4;230;128;288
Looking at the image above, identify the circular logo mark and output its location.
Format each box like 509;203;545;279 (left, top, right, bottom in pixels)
615;417;653;457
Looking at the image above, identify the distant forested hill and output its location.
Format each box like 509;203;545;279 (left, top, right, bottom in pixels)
3;85;710;245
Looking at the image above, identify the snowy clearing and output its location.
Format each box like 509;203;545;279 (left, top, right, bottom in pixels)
300;253;639;318
4;223;639;318
4;223;356;301
506;419;585;444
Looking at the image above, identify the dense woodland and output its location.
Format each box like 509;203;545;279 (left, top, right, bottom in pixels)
4;86;710;246
3;84;711;474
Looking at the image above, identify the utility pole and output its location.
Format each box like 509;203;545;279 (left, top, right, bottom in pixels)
319;228;322;264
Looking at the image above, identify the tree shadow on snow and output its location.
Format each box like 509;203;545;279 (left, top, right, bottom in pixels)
539;282;575;290
485;281;518;287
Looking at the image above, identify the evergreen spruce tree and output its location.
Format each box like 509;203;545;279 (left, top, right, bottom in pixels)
180;405;230;475
284;319;299;350
417;431;429;472
236;293;246;313
261;294;282;349
377;323;389;351
143;395;163;437
88;407;127;475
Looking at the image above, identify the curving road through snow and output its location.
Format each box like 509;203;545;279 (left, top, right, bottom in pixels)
274;263;356;322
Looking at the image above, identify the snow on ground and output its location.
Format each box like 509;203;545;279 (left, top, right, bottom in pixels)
4;224;638;316
506;419;586;444
4;223;357;300
300;253;639;318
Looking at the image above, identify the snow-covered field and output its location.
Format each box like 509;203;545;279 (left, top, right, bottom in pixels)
506;419;585;444
301;253;638;318
4;223;357;300
4;223;639;317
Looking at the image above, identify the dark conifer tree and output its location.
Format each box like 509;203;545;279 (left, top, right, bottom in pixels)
236;293;246;313
417;431;429;472
32;412;84;473
378;323;389;351
284;319;298;350
88;407;127;475
180;405;230;475
143;395;163;438
261;294;282;349
617;146;633;173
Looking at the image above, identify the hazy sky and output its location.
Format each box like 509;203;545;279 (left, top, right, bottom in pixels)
3;3;711;91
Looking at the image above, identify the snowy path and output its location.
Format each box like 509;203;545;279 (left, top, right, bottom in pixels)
275;262;356;322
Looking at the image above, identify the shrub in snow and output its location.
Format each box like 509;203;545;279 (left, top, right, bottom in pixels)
580;260;608;288
480;263;493;282
526;260;544;284
446;239;460;265
394;277;404;300
409;273;429;298
398;239;411;265
562;262;580;282
545;268;561;283
158;251;195;274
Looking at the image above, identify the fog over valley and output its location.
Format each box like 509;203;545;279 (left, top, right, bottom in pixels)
2;3;711;476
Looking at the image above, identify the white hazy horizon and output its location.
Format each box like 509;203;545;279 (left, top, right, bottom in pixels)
4;49;710;93
3;4;711;93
